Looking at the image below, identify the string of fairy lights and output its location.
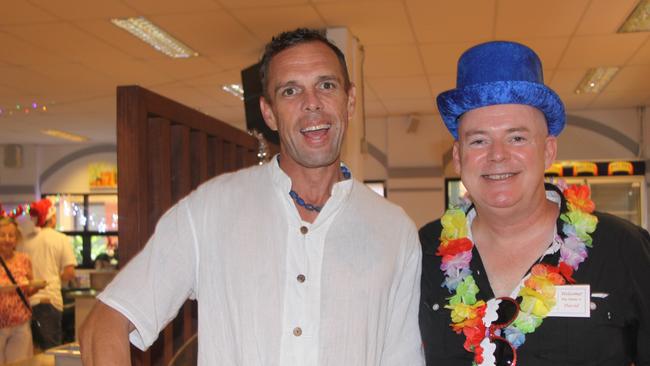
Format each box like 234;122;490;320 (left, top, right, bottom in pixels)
0;101;53;118
1;195;118;234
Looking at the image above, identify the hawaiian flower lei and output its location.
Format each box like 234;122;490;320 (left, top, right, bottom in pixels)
436;184;598;365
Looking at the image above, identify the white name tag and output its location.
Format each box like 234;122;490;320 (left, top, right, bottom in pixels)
547;285;591;318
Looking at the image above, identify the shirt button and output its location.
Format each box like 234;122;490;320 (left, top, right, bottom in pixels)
590;302;597;311
297;274;306;283
432;303;440;311
293;327;302;336
300;226;308;235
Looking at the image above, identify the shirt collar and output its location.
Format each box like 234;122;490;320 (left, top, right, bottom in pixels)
268;154;354;226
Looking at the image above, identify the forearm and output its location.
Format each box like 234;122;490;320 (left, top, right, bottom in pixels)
60;265;75;282
79;301;134;366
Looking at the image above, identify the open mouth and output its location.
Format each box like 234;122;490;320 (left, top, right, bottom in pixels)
481;172;518;181
300;123;331;133
300;123;331;143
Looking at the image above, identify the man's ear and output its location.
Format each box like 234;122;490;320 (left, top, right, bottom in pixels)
544;135;558;169
346;83;357;117
452;141;462;176
259;96;277;131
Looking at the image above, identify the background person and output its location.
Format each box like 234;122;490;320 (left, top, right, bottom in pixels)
0;216;43;364
80;28;424;366
20;198;76;350
419;41;650;365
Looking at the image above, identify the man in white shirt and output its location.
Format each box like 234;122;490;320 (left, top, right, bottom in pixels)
21;199;76;350
79;28;424;366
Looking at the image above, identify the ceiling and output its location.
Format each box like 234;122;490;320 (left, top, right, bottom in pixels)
1;0;649;144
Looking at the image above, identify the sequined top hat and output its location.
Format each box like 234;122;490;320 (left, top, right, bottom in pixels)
437;40;565;139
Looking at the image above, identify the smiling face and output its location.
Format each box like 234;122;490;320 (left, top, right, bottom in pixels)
453;104;557;211
260;41;356;169
0;221;18;259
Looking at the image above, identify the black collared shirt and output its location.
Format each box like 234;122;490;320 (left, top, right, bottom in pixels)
419;190;650;366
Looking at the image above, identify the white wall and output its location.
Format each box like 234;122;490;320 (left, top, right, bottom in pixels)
0;144;116;206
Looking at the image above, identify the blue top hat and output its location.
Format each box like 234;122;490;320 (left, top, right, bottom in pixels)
437;41;565;140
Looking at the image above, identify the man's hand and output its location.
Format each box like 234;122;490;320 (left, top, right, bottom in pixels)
79;301;135;366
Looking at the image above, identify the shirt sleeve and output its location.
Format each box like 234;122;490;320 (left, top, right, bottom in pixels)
380;221;425;366
97;197;198;350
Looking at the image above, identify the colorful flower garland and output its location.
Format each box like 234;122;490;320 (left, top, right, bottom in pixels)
436;184;598;365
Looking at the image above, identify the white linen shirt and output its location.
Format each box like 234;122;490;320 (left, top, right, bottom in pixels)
99;158;424;366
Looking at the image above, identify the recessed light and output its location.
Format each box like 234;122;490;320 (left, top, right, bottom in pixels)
574;67;619;94
111;17;199;58
42;129;89;142
222;84;244;100
619;0;650;33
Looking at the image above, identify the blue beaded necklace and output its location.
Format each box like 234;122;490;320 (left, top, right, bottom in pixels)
278;155;351;212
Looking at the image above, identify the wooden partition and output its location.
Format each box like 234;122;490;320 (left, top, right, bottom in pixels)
116;85;261;366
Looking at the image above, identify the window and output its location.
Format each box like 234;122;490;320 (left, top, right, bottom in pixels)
43;193;118;268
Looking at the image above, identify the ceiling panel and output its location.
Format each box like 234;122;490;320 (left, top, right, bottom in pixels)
0;1;58;25
574;0;638;35
559;33;649;68
27;63;116;96
367;76;431;100
628;38;650;65
604;65;650;92
496;0;589;38
549;68;589;94
316;1;414;45
123;0;222;15
183;69;242;88
207;50;261;72
561;93;598;110
3;22;130;64
147;58;221;81
0;65;57;94
419;42;476;75
591;90;650;108
74;19;170;61
85;58;177;87
150;12;262;57
406;0;495;43
0;32;69;66
28;0;137;21
231;5;325;41
382;98;435;116
512;37;570;70
363;44;424;78
427;74;456;97
219;0;309;8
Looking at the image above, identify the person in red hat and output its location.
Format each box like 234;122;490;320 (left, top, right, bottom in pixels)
20;199;76;350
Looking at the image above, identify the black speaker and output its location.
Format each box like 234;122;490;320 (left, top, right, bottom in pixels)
241;62;279;145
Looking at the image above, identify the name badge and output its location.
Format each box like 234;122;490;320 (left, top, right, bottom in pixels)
547;285;590;318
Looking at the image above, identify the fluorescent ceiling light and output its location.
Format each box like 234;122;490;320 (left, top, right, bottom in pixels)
111;17;198;58
222;84;244;100
42;129;89;142
574;67;620;94
619;0;650;32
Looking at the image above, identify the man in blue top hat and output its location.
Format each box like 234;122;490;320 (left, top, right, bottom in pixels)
419;41;650;366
